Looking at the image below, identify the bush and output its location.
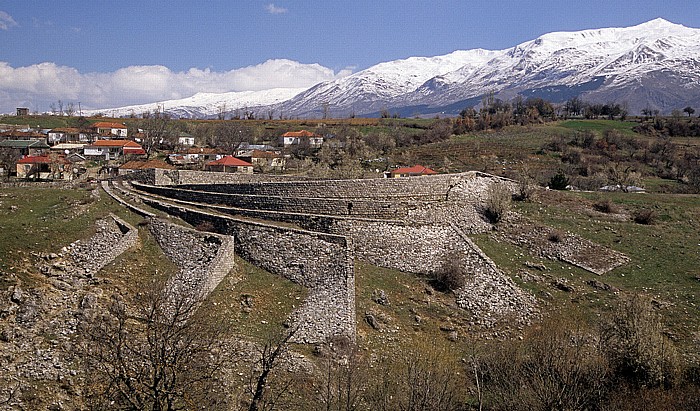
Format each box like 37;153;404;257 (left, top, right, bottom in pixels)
477;315;609;410
593;199;616;213
548;170;570;190
633;209;657;225
431;251;468;292
547;230;564;243
601;295;680;388
483;181;511;223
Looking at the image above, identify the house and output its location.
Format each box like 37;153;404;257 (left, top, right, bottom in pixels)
280;130;323;148
205;156;254;174
0;130;47;141
16;154;71;180
177;132;195;146
47;127;91;145
84;140;145;160
0;139;50;156
91;121;128;138
389;165;437;178
16;107;29;116
119;159;175;176
236;149;286;171
168;147;223;165
50;142;88;155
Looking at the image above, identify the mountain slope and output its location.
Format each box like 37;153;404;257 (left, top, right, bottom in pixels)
97;19;700;118
408;18;700;114
84;88;306;119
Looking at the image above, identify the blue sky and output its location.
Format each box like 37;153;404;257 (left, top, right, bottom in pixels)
1;0;699;112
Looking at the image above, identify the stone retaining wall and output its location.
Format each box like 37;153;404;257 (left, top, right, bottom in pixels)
141;197;355;344
68;214;139;276
124;169;307;186
172;173;461;200
131;181;415;219
148;218;236;303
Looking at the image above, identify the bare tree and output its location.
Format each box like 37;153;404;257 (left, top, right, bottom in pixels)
80;284;234;410
138;107;173;158
314;336;368;411
214;121;251;155
65;102;76;117
247;327;298;411
0;147;21;180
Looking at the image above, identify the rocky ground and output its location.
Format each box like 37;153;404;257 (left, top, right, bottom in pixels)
0;216;136;410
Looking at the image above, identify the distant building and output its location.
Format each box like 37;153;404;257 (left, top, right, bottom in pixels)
16;154;71;180
0;139;50;156
389;165;437;178
16;108;29;116
84;140;145;160
236;149;286;171
47;127;91;145
280;130;323;148
91;122;128;138
177;132;195;146
205;155;254;174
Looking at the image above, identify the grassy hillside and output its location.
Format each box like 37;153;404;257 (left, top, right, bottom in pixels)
1;118;699;409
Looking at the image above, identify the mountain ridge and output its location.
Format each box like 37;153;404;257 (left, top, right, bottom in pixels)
91;18;700;118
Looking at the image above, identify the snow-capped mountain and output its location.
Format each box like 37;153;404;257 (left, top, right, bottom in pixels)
406;18;700;115
84;88;306;119
97;18;700;118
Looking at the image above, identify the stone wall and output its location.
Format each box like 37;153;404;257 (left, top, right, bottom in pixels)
148;218;236;303
171;173;460;200
124;169;307;186
315;219;536;327
68;213;139;276
141;197;355;344
131;181;416;219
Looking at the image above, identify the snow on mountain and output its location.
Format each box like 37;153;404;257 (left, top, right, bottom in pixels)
95;19;700;118
84;88;306;119
275;49;501;117
410;18;700;113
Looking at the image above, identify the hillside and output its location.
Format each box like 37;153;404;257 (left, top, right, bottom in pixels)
1;119;699;409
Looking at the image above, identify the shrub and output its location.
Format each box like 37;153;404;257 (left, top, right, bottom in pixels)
547;230;564;243
431;251;468;292
601;294;680;388
548;170;570;190
513;176;536;202
633;209;657;225
593;199;616;213
483;181;511;223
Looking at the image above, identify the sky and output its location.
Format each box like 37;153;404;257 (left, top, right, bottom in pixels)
1;0;700;113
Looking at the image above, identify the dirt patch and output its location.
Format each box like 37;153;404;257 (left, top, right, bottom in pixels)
494;214;630;275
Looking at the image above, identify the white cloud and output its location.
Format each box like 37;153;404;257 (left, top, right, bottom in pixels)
265;3;288;14
0;11;18;30
0;60;353;113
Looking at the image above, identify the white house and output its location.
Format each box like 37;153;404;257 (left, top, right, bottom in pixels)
91;121;128;138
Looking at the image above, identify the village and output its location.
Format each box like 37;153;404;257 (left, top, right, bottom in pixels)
0;110;436;183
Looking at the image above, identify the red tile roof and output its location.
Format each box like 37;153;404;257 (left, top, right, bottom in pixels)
250;149;282;158
92;122;127;129
49;127;81;133
92;139;142;148
206;155;253;167
18;155;69;164
390;165;437;175
282;130;319;137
